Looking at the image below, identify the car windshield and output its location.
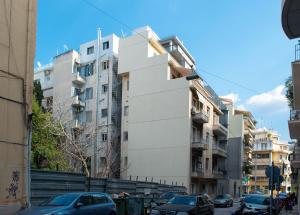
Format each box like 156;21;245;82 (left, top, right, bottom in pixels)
41;194;79;206
160;192;176;199
168;196;196;206
244;195;270;205
215;195;227;199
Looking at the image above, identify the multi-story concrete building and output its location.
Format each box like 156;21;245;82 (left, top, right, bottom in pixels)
282;0;300;211
34;33;122;178
221;98;256;197
251;128;292;194
0;0;36;213
118;26;229;195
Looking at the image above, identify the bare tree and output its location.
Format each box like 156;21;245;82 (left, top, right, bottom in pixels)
50;99;123;178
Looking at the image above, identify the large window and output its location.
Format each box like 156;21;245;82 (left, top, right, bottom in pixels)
85;87;93;100
103;41;109;50
87;46;94;55
256;154;270;159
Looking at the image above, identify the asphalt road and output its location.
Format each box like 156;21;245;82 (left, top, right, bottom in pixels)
214;202;241;215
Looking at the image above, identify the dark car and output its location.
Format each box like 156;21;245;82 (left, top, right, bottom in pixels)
150;195;214;215
157;191;188;205
213;194;233;207
17;192;117;215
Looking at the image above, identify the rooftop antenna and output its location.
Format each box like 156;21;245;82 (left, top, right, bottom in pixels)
63;44;69;52
121;29;126;38
295;40;300;61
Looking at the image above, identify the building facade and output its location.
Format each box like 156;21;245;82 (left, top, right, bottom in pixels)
251;128;292;194
222;98;256;197
0;0;36;213
118;26;228;195
34;34;122;178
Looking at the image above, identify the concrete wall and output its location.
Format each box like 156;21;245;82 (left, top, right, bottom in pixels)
0;0;36;213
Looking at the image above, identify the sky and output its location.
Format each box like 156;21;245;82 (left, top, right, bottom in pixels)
36;0;298;141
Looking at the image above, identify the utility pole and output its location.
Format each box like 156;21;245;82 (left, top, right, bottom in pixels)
94;28;101;177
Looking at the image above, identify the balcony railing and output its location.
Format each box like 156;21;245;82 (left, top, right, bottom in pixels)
213;120;228;137
212;143;227;157
191;137;208;150
191;167;204;178
191;107;209;124
72;72;86;86
72;95;85;108
212;170;224;179
288;109;300;140
71;119;84;130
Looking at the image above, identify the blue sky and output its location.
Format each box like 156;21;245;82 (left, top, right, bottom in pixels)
36;0;298;140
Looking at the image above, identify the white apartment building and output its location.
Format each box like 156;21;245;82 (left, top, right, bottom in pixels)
118;26;229;195
222;98;256;197
252;128;292;193
34;34;121;178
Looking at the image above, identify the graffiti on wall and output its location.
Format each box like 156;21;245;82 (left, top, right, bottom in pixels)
6;171;20;199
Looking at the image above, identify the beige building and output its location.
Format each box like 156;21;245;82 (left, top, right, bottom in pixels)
222;98;256;197
0;0;36;213
251;128;291;194
118;26;229;195
34;33;122;178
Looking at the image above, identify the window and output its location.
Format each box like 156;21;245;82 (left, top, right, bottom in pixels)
102;84;108;93
127;79;129;90
101;133;107;142
206;132;210;144
85;111;92;123
86;134;91;145
256;154;270;159
100;157;107;167
103;41;109;50
124;156;128;166
101;109;108;118
124;106;129;116
280;155;283;160
93;195;108;204
85;87;93;100
87;46;94;55
77;195;93;206
123;131;128;141
85;64;94;76
102;60;109;70
206;107;210;121
206;158;209;170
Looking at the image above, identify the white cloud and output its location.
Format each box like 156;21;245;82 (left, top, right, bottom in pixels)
245;85;288;115
236;104;247;110
222;93;240;103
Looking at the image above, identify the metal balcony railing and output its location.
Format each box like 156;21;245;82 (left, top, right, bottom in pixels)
191;137;208;150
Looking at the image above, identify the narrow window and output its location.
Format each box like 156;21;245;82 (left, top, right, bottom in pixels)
101;133;108;142
102;84;108;93
85;87;93;100
123;131;128;141
85;111;92;123
124;106;129;116
101;108;108;118
102;60;109;70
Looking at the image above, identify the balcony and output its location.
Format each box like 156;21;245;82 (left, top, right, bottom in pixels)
290;145;300;169
212;170;224;179
71;119;84;130
191;137;208;150
212;143;227;158
72;73;86;86
213;121;228;137
72;96;85;108
288;110;300;140
191;107;209;124
191;168;204;178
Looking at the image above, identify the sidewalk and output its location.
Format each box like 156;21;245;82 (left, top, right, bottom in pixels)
280;206;299;215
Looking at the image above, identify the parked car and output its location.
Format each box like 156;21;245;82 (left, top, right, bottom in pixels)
213;194;233;207
278;192;287;200
17;192;117;215
157;191;188;205
239;194;279;215
150;195;214;215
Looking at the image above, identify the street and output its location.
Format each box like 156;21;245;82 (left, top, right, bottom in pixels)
214;202;240;215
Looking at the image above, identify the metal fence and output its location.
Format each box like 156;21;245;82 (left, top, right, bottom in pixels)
30;169;186;206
